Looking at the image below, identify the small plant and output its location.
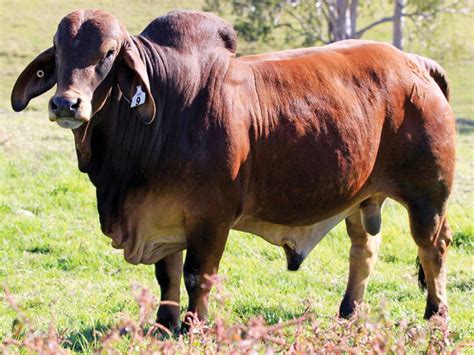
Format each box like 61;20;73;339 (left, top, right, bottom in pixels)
2;277;472;354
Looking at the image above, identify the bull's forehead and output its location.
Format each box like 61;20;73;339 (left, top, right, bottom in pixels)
55;10;123;57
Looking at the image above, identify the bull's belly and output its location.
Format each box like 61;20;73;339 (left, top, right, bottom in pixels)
124;205;356;265
110;186;377;265
117;205;358;265
233;204;359;259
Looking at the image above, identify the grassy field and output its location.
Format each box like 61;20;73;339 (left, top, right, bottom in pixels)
0;0;473;352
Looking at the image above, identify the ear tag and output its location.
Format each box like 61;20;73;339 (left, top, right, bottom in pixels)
130;85;146;108
36;70;44;78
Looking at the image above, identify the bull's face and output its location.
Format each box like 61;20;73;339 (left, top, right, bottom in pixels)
11;10;156;128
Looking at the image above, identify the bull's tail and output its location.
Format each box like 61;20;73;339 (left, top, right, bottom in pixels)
408;53;450;101
416;256;427;290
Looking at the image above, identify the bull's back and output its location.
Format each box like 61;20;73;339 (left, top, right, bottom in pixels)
239;43;446;225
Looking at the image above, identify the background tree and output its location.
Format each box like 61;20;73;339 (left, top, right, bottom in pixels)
204;0;471;59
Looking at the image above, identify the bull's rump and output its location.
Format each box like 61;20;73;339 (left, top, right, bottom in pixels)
240;43;452;225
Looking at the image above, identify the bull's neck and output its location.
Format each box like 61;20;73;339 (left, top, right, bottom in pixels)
78;35;231;187
75;36;233;233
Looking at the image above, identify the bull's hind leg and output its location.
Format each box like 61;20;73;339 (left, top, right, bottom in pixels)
339;199;383;318
155;251;183;330
408;203;452;319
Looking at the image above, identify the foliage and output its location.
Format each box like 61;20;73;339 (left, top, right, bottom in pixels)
204;0;472;60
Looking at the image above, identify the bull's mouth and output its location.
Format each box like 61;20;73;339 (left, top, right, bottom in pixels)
48;94;92;130
55;118;86;129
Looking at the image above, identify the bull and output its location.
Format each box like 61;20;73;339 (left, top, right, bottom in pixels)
11;9;455;329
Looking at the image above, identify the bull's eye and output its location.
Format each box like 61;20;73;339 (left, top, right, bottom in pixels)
99;49;115;66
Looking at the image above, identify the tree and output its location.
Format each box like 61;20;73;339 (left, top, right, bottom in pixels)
204;0;470;53
393;0;406;49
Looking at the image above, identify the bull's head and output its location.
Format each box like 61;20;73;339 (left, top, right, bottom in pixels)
11;9;156;128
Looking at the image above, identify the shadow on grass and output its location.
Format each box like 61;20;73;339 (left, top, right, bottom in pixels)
63;323;111;353
452;230;474;252
448;279;473;292
234;304;307;325
456;118;474;135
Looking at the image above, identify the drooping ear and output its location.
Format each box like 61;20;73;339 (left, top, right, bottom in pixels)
118;45;156;124
11;47;56;112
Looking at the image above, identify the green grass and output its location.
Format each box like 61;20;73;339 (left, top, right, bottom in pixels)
448;61;474;120
0;0;473;352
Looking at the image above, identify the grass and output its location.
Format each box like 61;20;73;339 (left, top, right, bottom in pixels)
447;61;474;121
1;282;466;353
0;0;473;353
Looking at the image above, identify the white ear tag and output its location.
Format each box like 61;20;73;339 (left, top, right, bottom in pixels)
130;85;146;108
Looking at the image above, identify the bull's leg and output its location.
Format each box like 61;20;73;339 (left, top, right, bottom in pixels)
155;251;183;330
183;221;229;326
339;209;382;318
408;204;452;319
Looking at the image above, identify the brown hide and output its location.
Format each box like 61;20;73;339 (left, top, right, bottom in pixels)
11;10;456;324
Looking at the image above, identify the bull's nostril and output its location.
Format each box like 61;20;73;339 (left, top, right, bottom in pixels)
51;96;79;117
71;98;81;111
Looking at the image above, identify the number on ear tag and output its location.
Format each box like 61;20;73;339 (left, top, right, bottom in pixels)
130;85;146;108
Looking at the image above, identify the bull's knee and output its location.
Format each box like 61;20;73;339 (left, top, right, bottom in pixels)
412;214;451;259
183;266;201;297
437;219;452;250
349;241;378;260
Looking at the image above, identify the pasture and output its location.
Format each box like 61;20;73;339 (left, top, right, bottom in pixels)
0;0;473;352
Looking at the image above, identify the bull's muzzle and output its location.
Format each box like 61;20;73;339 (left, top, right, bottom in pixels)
50;96;80;118
283;244;305;271
49;92;91;129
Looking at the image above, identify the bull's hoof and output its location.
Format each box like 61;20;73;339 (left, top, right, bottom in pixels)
156;307;180;335
423;302;448;320
338;296;355;319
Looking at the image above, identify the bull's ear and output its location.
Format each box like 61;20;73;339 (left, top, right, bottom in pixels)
118;46;156;124
11;47;56;112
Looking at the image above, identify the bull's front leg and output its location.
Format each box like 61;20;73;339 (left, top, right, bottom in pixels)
155;251;183;330
182;220;230;327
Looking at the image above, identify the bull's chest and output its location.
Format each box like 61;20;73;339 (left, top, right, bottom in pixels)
106;190;187;265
